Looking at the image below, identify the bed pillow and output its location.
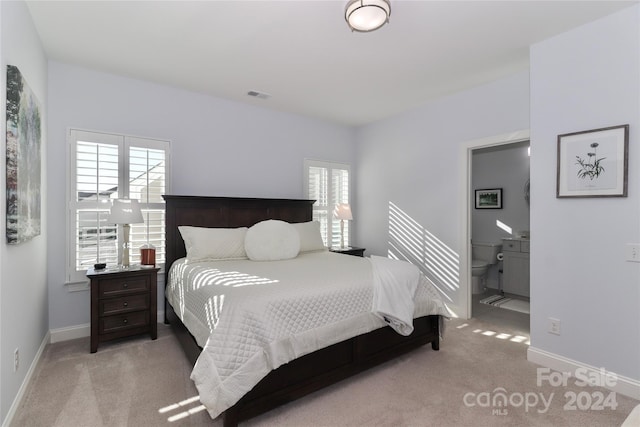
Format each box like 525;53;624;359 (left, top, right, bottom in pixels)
245;220;300;261
291;221;326;252
178;226;248;262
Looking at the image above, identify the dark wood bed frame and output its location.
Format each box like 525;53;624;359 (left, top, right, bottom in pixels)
163;195;440;426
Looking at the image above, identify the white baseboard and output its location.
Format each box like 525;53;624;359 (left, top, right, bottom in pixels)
528;346;640;400
50;311;166;343
50;323;90;343
2;331;50;427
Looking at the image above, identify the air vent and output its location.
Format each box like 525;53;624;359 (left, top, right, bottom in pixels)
247;90;271;100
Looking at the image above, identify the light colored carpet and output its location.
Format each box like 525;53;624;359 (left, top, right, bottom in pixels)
11;318;638;427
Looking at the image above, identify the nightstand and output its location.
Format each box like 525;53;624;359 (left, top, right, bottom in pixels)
329;246;366;257
87;266;159;353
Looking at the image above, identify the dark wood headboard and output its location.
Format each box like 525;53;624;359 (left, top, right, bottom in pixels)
163;195;314;279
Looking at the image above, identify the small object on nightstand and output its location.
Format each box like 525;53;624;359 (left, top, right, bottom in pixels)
140;243;156;268
87;265;159;353
93;263;106;270
330;246;365;257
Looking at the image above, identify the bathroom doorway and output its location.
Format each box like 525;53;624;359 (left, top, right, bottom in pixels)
470;141;530;331
460;130;530;334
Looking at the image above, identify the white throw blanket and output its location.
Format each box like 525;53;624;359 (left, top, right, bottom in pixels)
370;255;420;336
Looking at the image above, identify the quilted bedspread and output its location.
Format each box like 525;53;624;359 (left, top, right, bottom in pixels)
166;251;449;419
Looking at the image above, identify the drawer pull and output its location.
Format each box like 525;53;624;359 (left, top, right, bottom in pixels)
123;302;128;307
123;318;128;324
123;283;128;289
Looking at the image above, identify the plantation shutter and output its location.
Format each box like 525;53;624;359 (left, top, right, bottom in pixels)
304;160;350;247
128;140;168;266
71;131;122;278
307;165;329;244
68;129;170;283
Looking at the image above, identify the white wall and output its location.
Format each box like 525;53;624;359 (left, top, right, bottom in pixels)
355;71;530;316
47;62;355;330
529;6;640;381
0;1;48;423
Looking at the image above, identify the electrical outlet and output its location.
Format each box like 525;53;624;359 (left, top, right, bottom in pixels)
14;348;19;372
627;244;640;262
549;318;561;336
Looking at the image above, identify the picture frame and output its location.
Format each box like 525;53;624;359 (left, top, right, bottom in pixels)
6;65;42;244
557;124;629;198
475;188;502;209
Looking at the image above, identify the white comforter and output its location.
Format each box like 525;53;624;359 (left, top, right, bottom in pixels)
166;251;449;419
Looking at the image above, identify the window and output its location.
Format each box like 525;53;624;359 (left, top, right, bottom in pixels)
304;159;350;248
68;129;170;283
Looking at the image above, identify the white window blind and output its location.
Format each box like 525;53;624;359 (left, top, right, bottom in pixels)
304;160;350;247
68;129;170;283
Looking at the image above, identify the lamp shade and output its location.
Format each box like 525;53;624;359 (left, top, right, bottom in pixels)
334;203;353;221
345;0;391;32
107;199;144;224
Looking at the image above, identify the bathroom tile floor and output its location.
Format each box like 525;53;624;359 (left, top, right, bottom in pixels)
471;290;530;336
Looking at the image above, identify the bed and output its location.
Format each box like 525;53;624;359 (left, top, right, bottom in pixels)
163;195;448;426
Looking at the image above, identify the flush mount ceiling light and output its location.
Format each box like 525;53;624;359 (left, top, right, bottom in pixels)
345;0;391;32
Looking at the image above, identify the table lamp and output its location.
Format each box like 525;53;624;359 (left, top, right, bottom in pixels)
334;203;353;249
107;199;144;268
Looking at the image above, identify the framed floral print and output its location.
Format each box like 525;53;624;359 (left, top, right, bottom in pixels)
557;124;629;198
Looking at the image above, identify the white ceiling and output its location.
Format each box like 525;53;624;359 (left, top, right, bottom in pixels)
26;1;637;127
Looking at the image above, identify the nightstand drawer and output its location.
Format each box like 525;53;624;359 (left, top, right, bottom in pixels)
98;276;149;297
100;311;149;334
100;294;149;316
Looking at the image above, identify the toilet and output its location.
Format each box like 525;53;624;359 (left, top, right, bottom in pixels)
471;242;502;294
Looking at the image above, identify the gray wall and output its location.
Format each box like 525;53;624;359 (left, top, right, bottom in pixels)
472;142;530;289
0;1;48;423
355;71;530;316
472;143;530;244
529;6;639;380
47;62;356;330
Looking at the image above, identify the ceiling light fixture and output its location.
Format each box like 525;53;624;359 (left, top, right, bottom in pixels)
345;0;391;33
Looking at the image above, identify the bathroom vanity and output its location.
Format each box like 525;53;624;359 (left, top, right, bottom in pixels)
501;238;530;298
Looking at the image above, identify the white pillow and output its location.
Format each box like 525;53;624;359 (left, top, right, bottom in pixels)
291;221;326;252
179;226;248;262
245;220;300;261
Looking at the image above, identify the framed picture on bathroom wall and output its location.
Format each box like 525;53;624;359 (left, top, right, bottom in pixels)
557;124;629;198
475;188;502;209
